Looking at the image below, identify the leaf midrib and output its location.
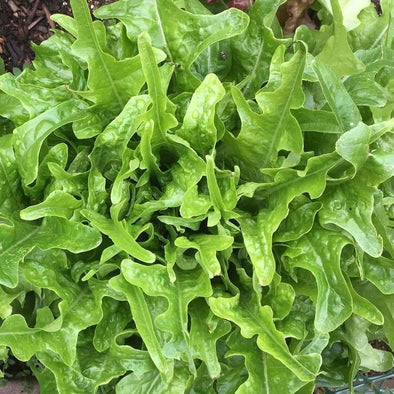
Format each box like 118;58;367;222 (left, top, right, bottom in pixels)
153;1;173;63
242;32;265;96
174;279;196;375
244;305;315;380
0;155;21;210
0;227;39;259
262;158;343;197
259;55;305;169
76;0;124;108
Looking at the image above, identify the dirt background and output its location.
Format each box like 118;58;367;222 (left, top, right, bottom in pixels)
0;0;115;71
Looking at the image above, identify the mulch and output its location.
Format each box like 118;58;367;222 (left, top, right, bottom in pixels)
0;0;115;72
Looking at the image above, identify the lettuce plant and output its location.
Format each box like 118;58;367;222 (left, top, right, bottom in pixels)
0;0;393;392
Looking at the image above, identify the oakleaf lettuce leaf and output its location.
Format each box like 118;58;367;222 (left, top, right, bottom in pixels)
0;0;393;392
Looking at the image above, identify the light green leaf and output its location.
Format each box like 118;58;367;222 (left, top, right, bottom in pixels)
0;134;22;214
209;271;321;382
345;315;394;371
226;330;316;394
180;185;212;219
344;72;387;107
189;299;231;379
23;143;68;200
47;162;88;195
0;215;101;288
0;315;69;364
95;0;249;89
345;275;384;325
20;190;82;220
319;179;383;258
230;0;290;98
292;108;342;134
262;273;295;320
38;332;153;394
0;73;70;118
109;274;171;379
0;0;392;391
224;46;305;177
91;95;150;175
93;298;131;352
69;0;155;112
116;362;190;394
137;32;177;149
277;296;315;340
363;255;394;294
176;74;224;156
111;150;139;205
349;0;393;50
121;260;212;372
175;234;233;278
335;122;370;171
0;254;111;365
239;153;340;286
87;166;107;213
72;109;104;139
30;365;58;394
318;0;371;31
283;227;353;332
274;200;322;242
13;99;88;186
312;60;361;132
0;286;21;319
206;155;238;222
358;150;394;185
354;281;394;349
81;209;155;263
316;0;365;77
0;219;38;287
36;217;102;254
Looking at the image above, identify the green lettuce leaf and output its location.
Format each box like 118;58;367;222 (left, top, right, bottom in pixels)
95;0;249;89
0;0;392;391
209;271;321;382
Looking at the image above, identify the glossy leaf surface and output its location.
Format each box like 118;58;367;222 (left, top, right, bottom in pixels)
0;0;392;392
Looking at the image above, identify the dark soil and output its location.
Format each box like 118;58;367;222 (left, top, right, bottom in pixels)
371;0;382;15
0;0;115;72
